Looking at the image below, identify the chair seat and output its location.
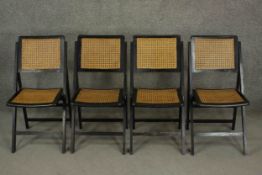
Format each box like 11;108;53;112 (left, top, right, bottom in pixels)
8;88;62;106
194;88;249;106
73;89;124;106
133;88;182;107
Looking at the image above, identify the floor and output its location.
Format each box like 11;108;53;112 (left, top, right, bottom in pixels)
0;108;261;175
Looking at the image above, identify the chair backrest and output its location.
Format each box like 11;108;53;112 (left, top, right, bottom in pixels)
18;36;64;72
132;35;181;72
76;35;125;72
190;36;238;72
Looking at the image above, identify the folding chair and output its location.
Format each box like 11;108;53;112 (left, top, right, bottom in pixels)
7;36;71;153
188;35;249;155
70;35;127;154
130;35;185;154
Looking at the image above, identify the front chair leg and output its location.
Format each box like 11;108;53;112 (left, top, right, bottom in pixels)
11;108;17;153
240;106;247;155
61;106;67;153
70;106;76;153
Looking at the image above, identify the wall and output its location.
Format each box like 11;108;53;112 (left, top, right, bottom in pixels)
0;0;261;113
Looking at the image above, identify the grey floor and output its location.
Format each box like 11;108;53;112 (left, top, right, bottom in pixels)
0;108;261;175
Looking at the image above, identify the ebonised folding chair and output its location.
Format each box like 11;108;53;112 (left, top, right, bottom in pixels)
130;35;185;154
188;35;249;155
7;36;71;153
70;35;127;154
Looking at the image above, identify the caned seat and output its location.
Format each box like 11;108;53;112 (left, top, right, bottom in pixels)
74;88;123;105
8;88;62;106
134;88;181;106
194;89;248;106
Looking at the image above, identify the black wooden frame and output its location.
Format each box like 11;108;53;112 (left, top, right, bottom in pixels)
6;35;71;153
188;35;249;155
70;35;127;154
129;35;186;154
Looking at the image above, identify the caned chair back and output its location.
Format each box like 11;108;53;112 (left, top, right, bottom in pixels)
19;36;64;71
191;36;238;72
133;36;181;71
77;36;124;71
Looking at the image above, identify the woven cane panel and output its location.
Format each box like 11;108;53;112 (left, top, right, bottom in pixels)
21;38;61;70
80;38;121;69
12;88;61;104
196;89;244;104
75;89;120;103
136;38;177;69
194;38;235;70
136;89;179;104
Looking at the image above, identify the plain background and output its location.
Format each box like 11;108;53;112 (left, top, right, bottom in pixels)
0;0;262;113
0;1;262;175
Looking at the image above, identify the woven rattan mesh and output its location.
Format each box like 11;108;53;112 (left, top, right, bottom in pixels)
12;89;61;104
75;89;120;103
196;89;244;104
136;38;177;69
21;38;61;70
136;89;179;104
194;38;235;70
80;38;121;69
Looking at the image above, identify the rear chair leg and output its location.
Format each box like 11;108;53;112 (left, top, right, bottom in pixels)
180;107;186;154
70;106;76;153
122;106;127;154
61;107;67;153
240;106;247;155
190;105;195;155
129;106;134;154
11;108;17;153
232;107;237;130
22;108;29;129
178;107;182;129
78;107;82;129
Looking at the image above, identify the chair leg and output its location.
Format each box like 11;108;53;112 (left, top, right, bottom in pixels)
180;106;186;155
232;107;237;130
70;106;76;153
61;107;67;153
11;108;17;153
190;105;195;155
240;106;247;155
68;103;72;128
186;103;190;130
22;108;29;129
78;107;82;129
122;106;127;154
125;105;128;129
178;107;182;129
129;106;134;154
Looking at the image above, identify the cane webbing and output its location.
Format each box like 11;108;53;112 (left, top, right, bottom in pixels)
195;89;244;104
136;89;179;104
21;38;61;70
136;38;177;69
11;88;61;104
80;38;121;69
75;89;120;103
194;38;235;70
